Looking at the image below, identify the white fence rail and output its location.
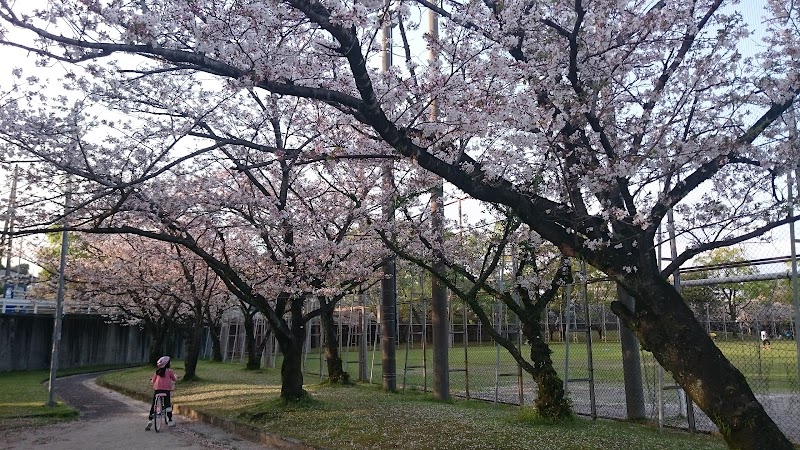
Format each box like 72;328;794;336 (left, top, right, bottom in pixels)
0;298;95;315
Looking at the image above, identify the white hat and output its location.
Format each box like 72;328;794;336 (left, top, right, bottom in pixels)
156;356;170;368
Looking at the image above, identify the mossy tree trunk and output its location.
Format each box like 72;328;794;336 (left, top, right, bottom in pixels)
521;314;571;419
612;270;792;449
384;224;572;419
319;299;349;384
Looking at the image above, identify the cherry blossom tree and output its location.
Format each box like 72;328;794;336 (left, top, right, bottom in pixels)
70;233;234;377
171;244;234;379
70;234;191;366
0;53;388;393
4;80;388;393
381;200;574;419
33;232;181;362
1;0;799;446
73;159;384;395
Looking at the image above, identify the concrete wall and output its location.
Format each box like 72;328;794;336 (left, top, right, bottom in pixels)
0;313;154;371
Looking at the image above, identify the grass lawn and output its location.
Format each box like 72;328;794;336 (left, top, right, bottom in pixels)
0;363;146;432
99;360;729;450
0;371;76;432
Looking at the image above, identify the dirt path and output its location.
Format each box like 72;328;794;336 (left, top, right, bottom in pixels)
1;373;276;450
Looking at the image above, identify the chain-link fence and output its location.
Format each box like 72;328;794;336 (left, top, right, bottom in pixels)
216;261;800;443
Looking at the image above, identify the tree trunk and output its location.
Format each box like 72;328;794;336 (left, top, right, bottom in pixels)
257;328;272;366
521;318;571;419
274;298;308;402
727;298;739;337
277;333;306;401
164;329;177;360
320;304;349;384
182;295;206;380
183;318;203;380
147;324;169;366
203;304;224;362
243;311;260;370
148;339;162;366
209;321;223;362
612;274;792;449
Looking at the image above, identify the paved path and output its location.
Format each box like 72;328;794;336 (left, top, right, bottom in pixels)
2;373;275;450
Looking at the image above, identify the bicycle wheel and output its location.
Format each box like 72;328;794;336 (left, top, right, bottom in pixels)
162;400;169;429
154;396;163;433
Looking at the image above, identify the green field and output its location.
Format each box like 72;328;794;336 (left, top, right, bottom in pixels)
299;338;800;394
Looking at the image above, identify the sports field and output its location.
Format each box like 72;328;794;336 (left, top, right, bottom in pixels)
303;338;798;391
300;337;800;441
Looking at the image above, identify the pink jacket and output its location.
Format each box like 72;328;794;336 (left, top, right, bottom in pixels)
151;368;177;391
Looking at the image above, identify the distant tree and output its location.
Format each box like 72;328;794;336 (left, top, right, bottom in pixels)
682;247;773;336
28;231;91;301
236;300;267;370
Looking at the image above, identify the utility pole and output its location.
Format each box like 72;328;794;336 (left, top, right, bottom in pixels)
48;186;70;406
666;206;696;431
428;2;450;401
379;0;397;392
787;108;800;385
3;166;18;298
616;285;645;420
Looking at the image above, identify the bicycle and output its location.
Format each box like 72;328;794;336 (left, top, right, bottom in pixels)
152;392;170;432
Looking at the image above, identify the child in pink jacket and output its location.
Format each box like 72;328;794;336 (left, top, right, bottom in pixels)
145;356;178;430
